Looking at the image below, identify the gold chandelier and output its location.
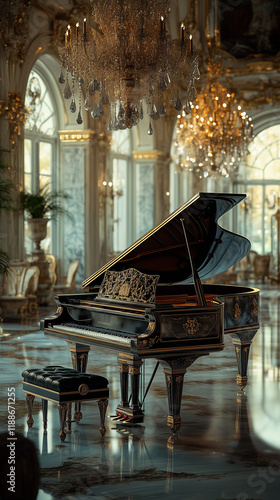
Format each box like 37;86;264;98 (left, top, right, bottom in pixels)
174;39;254;179
58;0;199;135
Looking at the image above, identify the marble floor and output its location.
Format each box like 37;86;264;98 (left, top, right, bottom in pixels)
0;284;280;500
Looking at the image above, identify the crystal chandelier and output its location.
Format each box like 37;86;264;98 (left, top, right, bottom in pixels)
174;39;254;179
58;0;199;135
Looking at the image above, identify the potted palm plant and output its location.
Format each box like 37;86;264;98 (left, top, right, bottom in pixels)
19;184;71;253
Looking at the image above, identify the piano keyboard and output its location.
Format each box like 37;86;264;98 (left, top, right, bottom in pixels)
54;322;138;346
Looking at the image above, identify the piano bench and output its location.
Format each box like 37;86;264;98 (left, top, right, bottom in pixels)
21;365;109;441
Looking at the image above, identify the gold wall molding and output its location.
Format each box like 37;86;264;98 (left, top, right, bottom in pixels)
59;130;97;143
132;150;170;162
59;130;111;144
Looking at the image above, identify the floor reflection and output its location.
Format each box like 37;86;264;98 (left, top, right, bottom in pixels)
0;284;280;499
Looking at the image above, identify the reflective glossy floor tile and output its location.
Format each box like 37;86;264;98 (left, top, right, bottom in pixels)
0;284;280;499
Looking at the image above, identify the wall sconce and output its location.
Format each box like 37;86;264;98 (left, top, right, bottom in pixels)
0;92;27;151
266;191;280;210
98;179;123;210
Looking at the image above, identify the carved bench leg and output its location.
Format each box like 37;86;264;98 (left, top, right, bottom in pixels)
42;399;48;432
68;343;91;423
66;403;72;433
98;398;108;436
74;403;83;423
58;403;68;442
25;394;35;428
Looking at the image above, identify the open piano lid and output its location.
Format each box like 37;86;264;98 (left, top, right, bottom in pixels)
82;192;250;289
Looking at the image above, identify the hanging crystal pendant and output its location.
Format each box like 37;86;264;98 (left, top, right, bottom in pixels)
174;91;182;112
112;119;119;130
139;101;144;120
169;87;175;105
147;120;153;135
158;75;168;93
84;96;91;110
93;79;100;91
63;80;72;99
158;96;166;116
98;100;104;116
76;107;83;124
188;84;197;101
184;99;191;115
131;105;140;127
150;104;160;120
88;81;95;96
194;65;200;80
119;120;127;130
112;109;119;130
58;69;65;85
107;104;113;131
131;111;139;127
91;102;99;119
78;77;84;85
118;104;125;121
70;98;76;113
102;89;109;105
107;118;112;131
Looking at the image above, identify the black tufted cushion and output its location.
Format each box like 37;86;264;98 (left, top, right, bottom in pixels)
22;366;108;393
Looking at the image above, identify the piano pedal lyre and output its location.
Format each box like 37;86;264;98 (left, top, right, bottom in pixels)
118;416;128;422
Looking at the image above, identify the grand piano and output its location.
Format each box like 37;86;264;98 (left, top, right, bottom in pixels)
41;192;260;434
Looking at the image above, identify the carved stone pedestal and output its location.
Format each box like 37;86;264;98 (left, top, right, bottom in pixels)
28;218;53;305
30;253;53;305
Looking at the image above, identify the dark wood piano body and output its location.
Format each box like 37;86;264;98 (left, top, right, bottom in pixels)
42;193;260;434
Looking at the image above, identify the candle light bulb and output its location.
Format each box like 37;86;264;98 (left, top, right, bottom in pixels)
190;34;193;53
181;23;185;44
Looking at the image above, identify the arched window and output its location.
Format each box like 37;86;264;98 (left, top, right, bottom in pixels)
110;126;155;254
110;129;132;253
169;124;192;213
236;125;280;265
24;68;57;257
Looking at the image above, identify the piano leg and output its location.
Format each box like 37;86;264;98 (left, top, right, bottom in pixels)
68;342;91;422
229;328;258;391
159;355;202;434
118;360;129;409
68;341;91;372
116;354;144;423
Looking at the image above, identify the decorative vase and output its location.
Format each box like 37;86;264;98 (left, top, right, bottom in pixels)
27;218;49;255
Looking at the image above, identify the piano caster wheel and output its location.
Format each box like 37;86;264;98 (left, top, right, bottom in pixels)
167;433;179;448
236;375;248;391
59;429;66;442
167;415;182;435
74;410;83;423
